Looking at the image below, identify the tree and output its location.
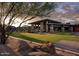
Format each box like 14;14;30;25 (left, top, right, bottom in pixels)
0;2;56;44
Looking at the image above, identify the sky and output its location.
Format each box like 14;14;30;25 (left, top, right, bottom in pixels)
11;2;79;27
56;2;79;14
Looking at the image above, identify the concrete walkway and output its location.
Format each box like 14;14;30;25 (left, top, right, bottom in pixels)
55;40;79;55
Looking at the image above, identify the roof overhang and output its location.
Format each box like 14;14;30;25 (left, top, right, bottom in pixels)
29;18;61;24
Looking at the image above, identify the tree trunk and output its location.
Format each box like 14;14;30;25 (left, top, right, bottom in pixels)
0;26;7;44
0;33;6;44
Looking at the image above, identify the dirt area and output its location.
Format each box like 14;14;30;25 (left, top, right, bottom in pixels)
0;36;56;56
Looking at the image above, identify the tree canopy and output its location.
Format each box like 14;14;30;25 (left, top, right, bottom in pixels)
0;2;56;44
0;2;56;26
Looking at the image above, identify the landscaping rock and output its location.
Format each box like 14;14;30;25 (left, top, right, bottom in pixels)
6;37;32;55
40;42;56;55
6;37;56;56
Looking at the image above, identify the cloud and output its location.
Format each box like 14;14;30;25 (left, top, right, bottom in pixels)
56;2;79;14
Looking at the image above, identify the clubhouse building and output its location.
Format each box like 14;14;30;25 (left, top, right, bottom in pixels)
28;17;79;33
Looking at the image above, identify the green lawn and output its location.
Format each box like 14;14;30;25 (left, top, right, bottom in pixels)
11;32;79;43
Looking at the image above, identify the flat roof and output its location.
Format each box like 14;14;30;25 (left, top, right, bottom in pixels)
29;17;62;24
28;17;79;25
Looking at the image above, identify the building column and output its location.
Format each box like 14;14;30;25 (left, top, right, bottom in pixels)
62;26;65;32
55;27;58;32
46;21;49;32
31;24;34;32
37;24;39;32
49;25;54;33
34;24;36;32
40;22;44;32
70;26;74;32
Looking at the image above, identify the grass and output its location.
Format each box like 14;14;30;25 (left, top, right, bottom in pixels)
11;32;79;43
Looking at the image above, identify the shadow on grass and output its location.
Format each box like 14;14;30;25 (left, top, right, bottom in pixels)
53;32;73;35
11;33;45;43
